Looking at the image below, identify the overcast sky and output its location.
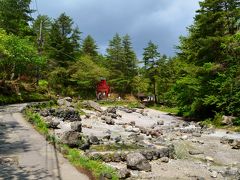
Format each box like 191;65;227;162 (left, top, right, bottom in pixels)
31;0;200;58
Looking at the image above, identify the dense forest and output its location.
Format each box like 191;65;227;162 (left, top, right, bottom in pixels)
0;0;239;123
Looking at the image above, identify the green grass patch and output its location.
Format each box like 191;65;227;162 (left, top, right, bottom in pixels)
90;144;143;151
24;109;49;135
150;105;179;114
63;147;118;179
98;100;141;108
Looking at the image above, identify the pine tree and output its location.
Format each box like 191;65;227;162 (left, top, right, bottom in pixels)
82;35;98;57
0;0;33;36
176;0;240;118
143;41;160;69
48;13;81;67
122;34;138;79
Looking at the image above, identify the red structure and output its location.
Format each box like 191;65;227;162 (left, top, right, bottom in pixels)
96;79;110;100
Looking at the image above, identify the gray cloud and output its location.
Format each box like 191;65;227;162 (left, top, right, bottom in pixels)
31;0;200;58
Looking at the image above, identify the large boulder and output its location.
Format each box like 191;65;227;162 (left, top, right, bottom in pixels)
45;117;60;129
126;152;151;171
71;121;82;132
82;100;103;112
61;131;81;147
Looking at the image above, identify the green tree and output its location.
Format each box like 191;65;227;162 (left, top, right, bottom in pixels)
176;0;240;118
48;13;81;67
143;41;160;70
0;0;33;36
142;41;160;103
82;35;98;57
0;29;45;80
122;34;138;79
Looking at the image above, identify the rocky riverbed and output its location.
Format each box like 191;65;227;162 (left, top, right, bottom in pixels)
27;98;240;179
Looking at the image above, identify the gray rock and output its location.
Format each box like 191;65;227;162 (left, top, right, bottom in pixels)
160;157;169;163
222;115;235;125
118;168;131;179
89;136;99;145
223;167;240;178
57;98;72;107
61;131;81;147
192;132;202;137
230;139;240;149
46;118;60;129
105;117;115;125
157;120;164;126
210;171;218;178
189;150;204;155
106;107;117;114
110;113;118;119
71;121;82;132
126;152;151;172
82;100;102;112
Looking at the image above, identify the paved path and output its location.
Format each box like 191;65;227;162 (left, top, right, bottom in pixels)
0;104;89;180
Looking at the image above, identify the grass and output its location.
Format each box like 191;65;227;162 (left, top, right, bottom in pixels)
150;105;179;115
24;107;119;179
90;144;144;151
98;100;141;108
66;148;118;179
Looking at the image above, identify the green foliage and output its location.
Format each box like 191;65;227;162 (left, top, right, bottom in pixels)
81;35;98;57
0;29;46;80
69;55;109;96
24;109;49;135
106;33;138;94
0;0;33;36
233;117;240;126
66;148;119;179
48;13;81;67
175;0;240;118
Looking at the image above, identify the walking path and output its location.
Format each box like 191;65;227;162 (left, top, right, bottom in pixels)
0;104;89;180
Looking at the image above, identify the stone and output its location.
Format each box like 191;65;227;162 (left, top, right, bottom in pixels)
220;136;234;144
223;167;239;177
82;100;103;112
106;107;117;114
222;115;235;125
71;121;82;132
89;136;99;145
79;137;90;150
132;128;140;133
230;139;240;149
129;121;136;126
189;150;204;155
141;150;154;160
105;117;115;125
115;135;121;143
61;131;81;147
57;98;71;107
99;173;112;180
125;126;133;132
85;113;91;118
118;168;131;179
181;135;188;140
205;156;214;162
210;171;218;178
192;132;201;137
110;114;118;119
45;118;60;129
160;157;169;163
126;152;151;172
157;120;164;126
